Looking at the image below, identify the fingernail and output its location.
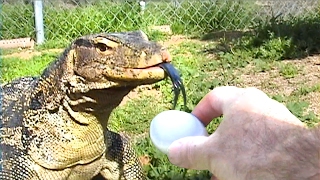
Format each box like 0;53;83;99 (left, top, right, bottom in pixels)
168;140;183;166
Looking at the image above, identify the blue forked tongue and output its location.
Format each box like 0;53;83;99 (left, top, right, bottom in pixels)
160;63;187;110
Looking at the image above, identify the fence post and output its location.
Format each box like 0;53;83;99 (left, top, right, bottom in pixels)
139;1;146;14
173;0;181;8
33;0;45;45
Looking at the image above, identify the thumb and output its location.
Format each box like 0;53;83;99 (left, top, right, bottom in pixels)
168;136;211;170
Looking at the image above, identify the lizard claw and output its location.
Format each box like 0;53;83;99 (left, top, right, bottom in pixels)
160;63;187;110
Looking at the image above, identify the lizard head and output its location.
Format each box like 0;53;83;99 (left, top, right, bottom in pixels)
39;30;186;123
66;30;171;91
37;31;186;126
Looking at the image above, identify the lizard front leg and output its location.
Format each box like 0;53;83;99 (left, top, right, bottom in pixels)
97;129;146;180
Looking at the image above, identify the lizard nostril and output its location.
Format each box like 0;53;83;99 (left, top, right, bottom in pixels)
161;50;172;62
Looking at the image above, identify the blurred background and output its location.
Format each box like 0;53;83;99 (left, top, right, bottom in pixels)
1;0;319;46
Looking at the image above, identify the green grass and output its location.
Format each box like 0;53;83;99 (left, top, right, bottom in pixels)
278;63;300;79
292;84;320;96
0;53;56;83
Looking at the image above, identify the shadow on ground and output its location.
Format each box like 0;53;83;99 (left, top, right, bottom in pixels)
199;12;320;60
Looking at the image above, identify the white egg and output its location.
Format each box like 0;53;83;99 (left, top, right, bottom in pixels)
150;110;208;154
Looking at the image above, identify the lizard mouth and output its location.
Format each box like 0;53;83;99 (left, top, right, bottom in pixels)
131;62;187;110
106;63;187;110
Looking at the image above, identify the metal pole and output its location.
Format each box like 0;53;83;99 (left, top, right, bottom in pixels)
173;0;180;8
33;0;45;45
139;0;146;14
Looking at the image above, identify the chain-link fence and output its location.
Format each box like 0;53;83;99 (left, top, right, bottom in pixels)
1;0;319;44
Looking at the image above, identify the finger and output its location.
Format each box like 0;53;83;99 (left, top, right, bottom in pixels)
211;175;219;180
234;88;304;127
168;136;212;170
192;86;302;127
191;86;245;126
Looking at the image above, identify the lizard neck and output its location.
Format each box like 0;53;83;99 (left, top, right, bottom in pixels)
29;47;137;128
28;48;72;111
65;87;135;128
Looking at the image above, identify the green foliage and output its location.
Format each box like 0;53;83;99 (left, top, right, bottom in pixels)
210;8;320;64
165;42;217;109
43;1;146;42
145;30;170;42
252;35;293;60
0;53;56;83
278;62;299;79
251;11;320;57
216;50;251;69
109;95;168;133
217;33;293;63
286;101;319;127
272;93;320;127
291;84;320;96
1;4;35;39
170;0;256;34
252;59;273;72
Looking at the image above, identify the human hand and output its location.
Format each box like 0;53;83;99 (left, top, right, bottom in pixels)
168;86;319;180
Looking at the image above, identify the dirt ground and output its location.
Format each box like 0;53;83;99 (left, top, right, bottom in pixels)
239;56;320;116
3;35;320;116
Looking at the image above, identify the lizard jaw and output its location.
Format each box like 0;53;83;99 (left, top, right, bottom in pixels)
105;48;172;82
104;64;167;83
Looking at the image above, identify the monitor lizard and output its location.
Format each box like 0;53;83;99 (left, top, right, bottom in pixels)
0;30;186;180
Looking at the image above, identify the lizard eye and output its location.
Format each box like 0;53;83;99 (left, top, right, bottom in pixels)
93;37;119;53
95;43;110;52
